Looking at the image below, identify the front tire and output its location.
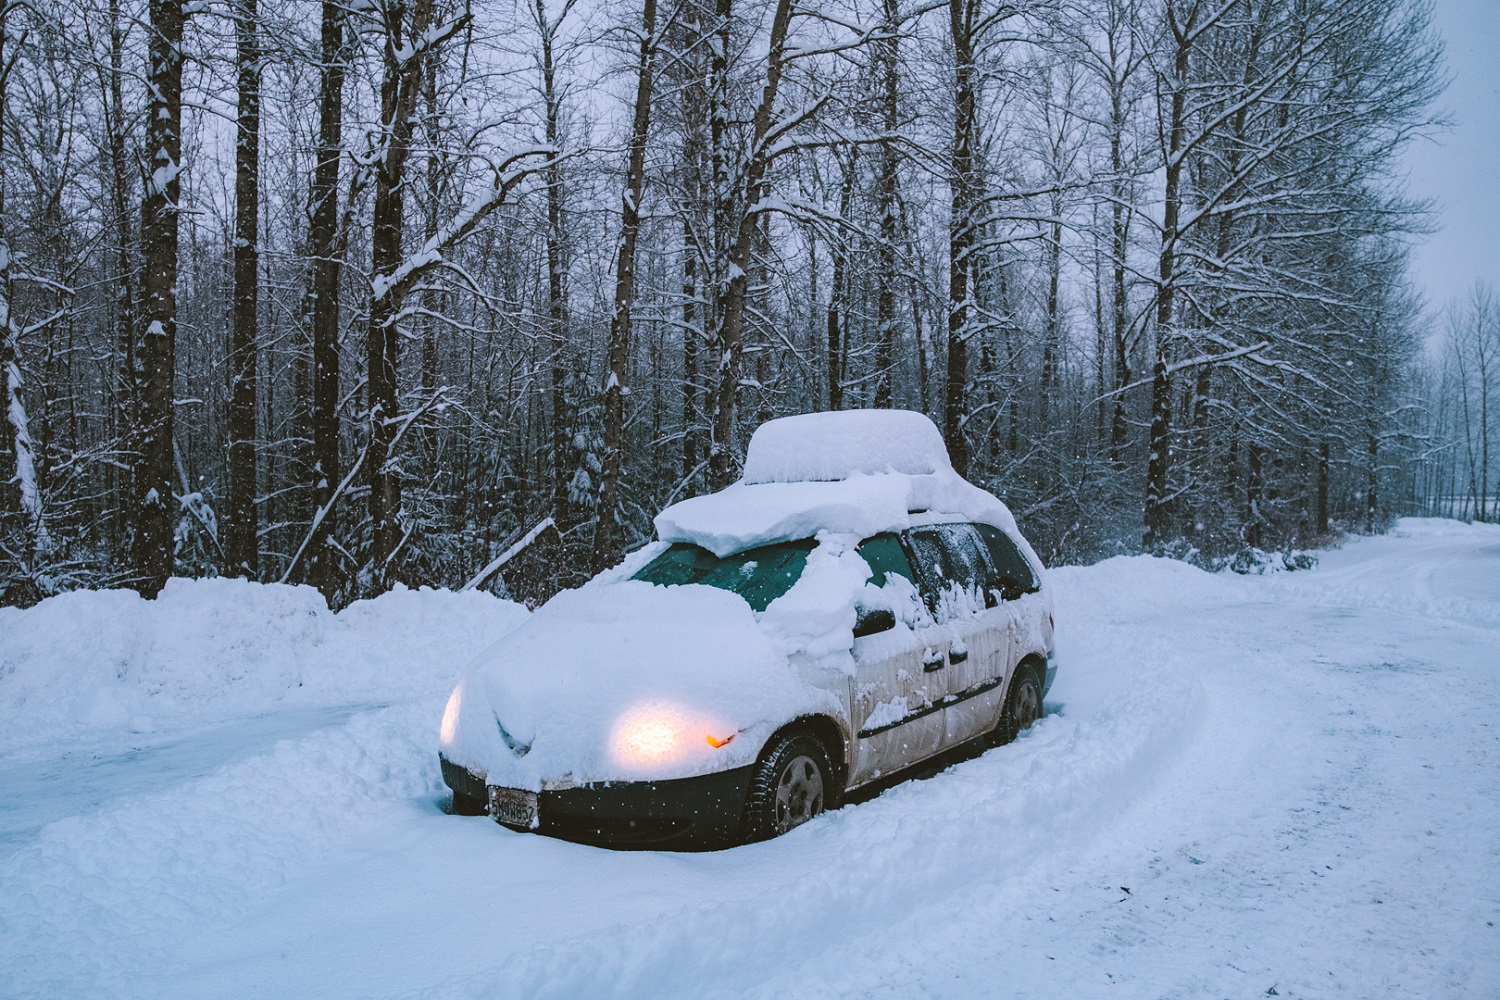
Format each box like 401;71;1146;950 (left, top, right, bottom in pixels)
743;732;833;842
993;666;1043;746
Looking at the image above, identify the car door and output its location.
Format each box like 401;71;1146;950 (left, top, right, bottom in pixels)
847;534;952;786
903;523;1013;748
973;520;1047;686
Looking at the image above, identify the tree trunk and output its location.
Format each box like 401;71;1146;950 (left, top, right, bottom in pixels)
592;0;658;573
304;0;346;598
420;56;444;467
1316;439;1330;535
872;0;900;409
132;0;187;597
827;156;856;412
0;9;41;546
1143;8;1192;550
945;0;977;477
682;220;700;486
367;0;438;593
678;0;705;491
1039;216;1063;432
537;0;572;536
225;0;260;577
706;0;793;491
1246;442;1263;548
1109;76;1131;464
107;0;137;550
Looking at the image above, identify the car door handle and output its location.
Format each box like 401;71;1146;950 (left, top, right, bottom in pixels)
923;651;945;672
948;646;968;664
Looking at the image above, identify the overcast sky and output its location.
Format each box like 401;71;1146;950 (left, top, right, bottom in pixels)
1402;0;1500;312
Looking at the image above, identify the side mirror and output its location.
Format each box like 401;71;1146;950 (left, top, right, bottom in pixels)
853;607;896;638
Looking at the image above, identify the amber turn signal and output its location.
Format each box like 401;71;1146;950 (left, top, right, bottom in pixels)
705;732;735;749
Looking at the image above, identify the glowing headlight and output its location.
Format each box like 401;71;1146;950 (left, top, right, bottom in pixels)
611;706;686;764
610;704;737;767
439;684;463;746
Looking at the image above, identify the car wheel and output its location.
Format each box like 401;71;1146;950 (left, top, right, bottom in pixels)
451;791;487;816
743;732;833;842
993;666;1043;746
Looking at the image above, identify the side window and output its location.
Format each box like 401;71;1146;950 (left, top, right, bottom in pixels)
904;524;995;619
975;524;1038;596
856;533;915;588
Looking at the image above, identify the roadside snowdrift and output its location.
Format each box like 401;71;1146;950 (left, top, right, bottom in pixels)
0;578;530;755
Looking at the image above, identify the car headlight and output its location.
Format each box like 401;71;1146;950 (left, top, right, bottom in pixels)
439;684;463;746
610;704;736;767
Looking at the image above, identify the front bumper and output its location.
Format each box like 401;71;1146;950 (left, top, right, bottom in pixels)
1043;650;1057;697
439;755;755;850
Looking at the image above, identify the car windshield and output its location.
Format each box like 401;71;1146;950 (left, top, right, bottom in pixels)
632;539;815;612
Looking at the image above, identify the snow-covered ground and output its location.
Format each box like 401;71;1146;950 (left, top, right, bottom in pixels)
1;518;1496;999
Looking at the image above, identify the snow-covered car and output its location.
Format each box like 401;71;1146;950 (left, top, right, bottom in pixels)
437;409;1055;848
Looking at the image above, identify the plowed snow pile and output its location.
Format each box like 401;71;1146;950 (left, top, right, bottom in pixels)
1;519;1497;999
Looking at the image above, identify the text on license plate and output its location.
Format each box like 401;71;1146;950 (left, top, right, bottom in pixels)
488;786;539;829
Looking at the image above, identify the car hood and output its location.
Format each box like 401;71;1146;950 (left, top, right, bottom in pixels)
438;580;836;788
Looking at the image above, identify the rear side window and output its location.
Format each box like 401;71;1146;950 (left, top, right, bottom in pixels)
975;524;1038;595
905;523;994;618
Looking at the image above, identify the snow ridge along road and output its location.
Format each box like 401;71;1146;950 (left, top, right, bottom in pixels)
0;518;1496;999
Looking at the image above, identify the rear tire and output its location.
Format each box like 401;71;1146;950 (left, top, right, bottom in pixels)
993;666;1043;746
743;732;833;842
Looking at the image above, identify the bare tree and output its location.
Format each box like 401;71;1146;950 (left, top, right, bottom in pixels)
593;0;664;572
224;0;261;576
299;0;349;598
131;0;189;597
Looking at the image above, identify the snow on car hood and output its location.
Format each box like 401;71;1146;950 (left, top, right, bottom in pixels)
439;580;840;788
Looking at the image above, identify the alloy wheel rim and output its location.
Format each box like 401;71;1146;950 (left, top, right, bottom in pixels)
1014;680;1041;730
773;754;825;833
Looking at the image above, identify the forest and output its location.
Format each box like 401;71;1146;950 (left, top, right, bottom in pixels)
0;0;1490;608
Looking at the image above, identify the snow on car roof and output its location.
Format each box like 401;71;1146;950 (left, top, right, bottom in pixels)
741;409;952;484
654;410;1034;560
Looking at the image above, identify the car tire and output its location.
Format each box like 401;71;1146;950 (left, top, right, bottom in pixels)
743;732;834;842
992;665;1044;746
451;791;487;816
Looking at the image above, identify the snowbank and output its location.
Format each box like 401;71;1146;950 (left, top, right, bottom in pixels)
0;577;530;755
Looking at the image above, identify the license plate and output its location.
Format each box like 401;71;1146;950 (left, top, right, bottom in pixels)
488;786;539;830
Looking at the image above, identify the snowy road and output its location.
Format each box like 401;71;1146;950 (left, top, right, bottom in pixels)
1;520;1496;999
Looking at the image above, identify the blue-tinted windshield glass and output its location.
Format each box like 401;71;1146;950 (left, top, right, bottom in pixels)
632;543;718;587
632;539;814;612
